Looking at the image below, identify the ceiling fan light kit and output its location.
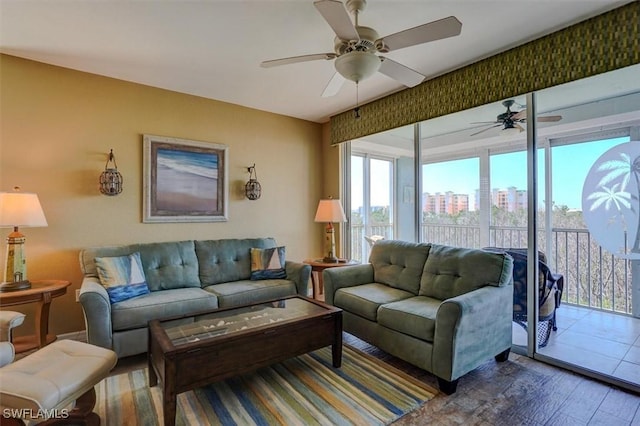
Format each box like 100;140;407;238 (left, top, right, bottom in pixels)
335;51;381;82
261;0;462;97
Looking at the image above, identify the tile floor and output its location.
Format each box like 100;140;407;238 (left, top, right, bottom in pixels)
513;304;640;388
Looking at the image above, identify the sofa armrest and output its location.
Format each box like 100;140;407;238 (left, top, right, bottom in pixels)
432;284;513;382
323;264;375;306
79;277;113;350
285;261;311;297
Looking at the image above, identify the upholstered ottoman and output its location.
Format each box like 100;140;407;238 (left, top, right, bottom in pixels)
0;339;117;425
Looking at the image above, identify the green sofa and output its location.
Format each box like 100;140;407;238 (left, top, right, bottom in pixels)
79;238;310;358
323;240;514;394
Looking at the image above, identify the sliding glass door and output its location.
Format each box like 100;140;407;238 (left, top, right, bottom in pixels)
342;64;640;392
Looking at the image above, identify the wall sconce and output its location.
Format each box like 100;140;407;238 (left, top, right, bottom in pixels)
99;149;123;196
245;164;261;200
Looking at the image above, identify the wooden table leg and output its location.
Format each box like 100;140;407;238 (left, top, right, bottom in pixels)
11;291;57;353
317;272;324;296
36;292;53;348
332;313;343;368
310;271;318;299
163;385;177;426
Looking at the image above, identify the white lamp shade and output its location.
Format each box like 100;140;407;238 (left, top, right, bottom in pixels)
314;199;346;223
0;192;48;228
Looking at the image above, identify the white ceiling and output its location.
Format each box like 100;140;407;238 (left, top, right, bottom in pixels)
0;0;632;123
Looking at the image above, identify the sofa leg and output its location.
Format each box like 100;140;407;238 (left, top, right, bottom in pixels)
495;348;510;362
437;377;458;395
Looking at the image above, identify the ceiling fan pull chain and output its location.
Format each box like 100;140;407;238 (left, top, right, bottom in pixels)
354;82;361;119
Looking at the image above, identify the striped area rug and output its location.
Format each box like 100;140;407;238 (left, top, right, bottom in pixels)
95;345;437;425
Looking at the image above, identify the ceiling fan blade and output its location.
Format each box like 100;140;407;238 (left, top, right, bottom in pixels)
378;57;425;87
515;123;525;132
377;16;462;52
470;121;499;124
470;124;501;137
322;72;346;97
260;53;336;68
538;115;563;122
512;110;527;121
314;0;359;41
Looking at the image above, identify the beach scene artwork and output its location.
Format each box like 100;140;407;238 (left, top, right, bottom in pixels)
156;148;219;213
143;135;228;222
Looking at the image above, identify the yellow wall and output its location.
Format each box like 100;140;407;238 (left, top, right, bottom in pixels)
0;54;325;336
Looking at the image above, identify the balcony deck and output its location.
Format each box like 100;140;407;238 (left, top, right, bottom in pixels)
514;304;640;387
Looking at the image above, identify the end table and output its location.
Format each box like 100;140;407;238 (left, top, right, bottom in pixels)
303;259;359;300
0;279;71;353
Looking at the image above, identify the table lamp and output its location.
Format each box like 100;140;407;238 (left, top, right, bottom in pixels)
0;188;48;291
314;198;346;263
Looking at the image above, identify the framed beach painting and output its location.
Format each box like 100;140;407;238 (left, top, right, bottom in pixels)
143;134;229;223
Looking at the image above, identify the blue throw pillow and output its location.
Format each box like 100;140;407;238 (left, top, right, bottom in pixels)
95;252;150;304
250;246;287;280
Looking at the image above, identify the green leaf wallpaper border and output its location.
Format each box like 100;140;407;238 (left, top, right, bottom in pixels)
330;1;640;145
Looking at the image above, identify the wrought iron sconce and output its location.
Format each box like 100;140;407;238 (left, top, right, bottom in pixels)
245;164;261;200
99;149;123;196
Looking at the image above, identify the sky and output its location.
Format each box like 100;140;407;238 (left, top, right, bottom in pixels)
354;137;630;212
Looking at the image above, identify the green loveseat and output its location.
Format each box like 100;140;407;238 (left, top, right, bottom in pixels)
323;240;514;394
79;238;310;358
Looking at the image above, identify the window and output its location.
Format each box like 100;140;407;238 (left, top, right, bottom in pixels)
422;157;480;247
349;151;394;262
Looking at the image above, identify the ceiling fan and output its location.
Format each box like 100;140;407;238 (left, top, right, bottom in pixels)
260;0;462;97
470;100;563;136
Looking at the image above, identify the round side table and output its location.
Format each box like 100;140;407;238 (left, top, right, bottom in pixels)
0;279;71;353
303;259;359;300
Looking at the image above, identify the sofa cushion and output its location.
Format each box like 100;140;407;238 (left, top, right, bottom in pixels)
111;288;218;331
419;244;513;300
94;252;150;304
196;238;277;285
204;279;296;308
135;241;200;291
333;283;414;321
250;246;286;280
369;240;431;294
377;296;441;342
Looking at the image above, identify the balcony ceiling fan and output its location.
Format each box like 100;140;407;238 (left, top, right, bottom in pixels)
470;100;563;136
260;0;462;97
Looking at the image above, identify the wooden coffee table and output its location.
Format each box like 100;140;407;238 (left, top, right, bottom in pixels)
148;295;342;426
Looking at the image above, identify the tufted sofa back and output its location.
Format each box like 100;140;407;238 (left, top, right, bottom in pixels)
367;240;513;299
195;238;277;285
369;240;431;294
419;243;513;300
79;237;278;291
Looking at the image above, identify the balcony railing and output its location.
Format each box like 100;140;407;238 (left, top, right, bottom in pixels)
351;223;633;315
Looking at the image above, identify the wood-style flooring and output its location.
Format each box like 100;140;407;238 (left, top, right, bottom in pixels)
104;332;640;425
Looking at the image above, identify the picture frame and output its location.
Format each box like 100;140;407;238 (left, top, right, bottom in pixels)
143;134;229;223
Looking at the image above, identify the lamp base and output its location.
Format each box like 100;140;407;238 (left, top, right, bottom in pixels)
322;256;339;264
0;280;31;292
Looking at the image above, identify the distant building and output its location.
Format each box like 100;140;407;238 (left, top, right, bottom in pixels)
492;187;527;212
435;187;528;214
423;191;469;214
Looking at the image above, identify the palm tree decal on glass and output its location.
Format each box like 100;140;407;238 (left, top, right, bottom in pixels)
583;142;640;259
